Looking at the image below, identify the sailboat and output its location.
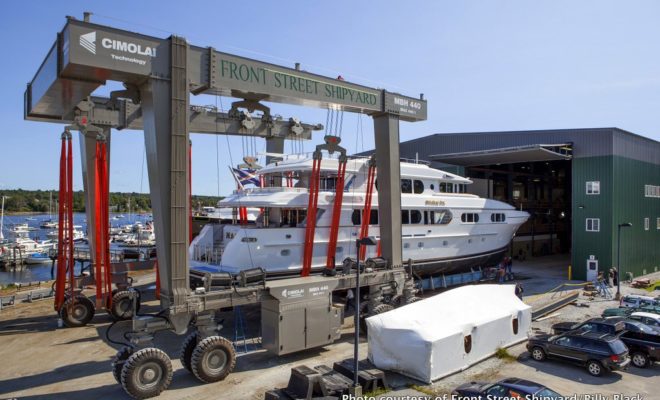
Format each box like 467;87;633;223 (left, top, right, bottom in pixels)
40;192;58;229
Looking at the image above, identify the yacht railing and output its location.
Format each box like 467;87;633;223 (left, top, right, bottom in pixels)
192;244;223;265
233;187;308;195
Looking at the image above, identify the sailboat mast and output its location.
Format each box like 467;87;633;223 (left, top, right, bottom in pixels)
0;196;6;241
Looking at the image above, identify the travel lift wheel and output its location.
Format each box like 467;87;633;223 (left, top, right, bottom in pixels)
179;331;199;372
190;336;237;383
109;290;141;320
59;294;95;327
121;347;173;399
359;303;395;336
111;346;134;383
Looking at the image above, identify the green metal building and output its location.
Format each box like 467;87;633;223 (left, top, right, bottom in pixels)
394;128;660;280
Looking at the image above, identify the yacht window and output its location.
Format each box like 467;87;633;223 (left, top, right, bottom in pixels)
401;179;412;193
424;211;431;225
435;209;453;225
491;213;506;222
401;210;410;224
413;180;424;194
459;184;467;193
446;183;454;193
461;213;479;223
321;177;337;191
352;209;361;225
439;182;447;192
410;210;422;224
430;183;435;191
369;209;378;225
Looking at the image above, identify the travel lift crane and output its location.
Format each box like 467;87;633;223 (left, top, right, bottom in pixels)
24;14;427;399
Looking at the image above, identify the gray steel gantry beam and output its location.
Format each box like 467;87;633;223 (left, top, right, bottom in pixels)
24;17;428;331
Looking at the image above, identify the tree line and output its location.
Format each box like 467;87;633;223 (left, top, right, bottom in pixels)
0;189;223;213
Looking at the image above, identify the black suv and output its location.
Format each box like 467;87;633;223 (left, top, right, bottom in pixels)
452;377;563;399
552;318;624;336
527;331;630;376
608;318;660;368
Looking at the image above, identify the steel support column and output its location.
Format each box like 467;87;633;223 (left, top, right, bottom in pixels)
373;114;403;268
141;36;190;321
79;128;111;260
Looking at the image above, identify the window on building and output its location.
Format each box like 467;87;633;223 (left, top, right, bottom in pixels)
586;181;600;195
461;213;479;223
586;218;600;232
657;217;660;230
645;185;660;198
644;217;650;231
491;213;506;222
401;179;412;194
413;180;424;194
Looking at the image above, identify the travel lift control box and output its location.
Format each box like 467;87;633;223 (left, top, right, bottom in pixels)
262;277;342;355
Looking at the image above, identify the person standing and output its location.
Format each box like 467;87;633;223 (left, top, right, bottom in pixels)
506;256;513;275
345;289;355;313
612;268;618;286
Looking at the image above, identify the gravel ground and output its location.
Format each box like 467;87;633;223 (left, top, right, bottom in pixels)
0;255;657;400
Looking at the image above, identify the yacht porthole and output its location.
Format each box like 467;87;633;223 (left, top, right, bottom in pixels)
336;247;343;253
418;242;424;248
404;243;410;249
280;249;290;256
443;240;448;246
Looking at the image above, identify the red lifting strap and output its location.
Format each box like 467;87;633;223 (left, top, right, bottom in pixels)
325;157;347;269
301;153;322;276
358;159;377;261
94;137;113;309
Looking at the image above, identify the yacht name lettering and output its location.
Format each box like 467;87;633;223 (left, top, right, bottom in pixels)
425;200;446;206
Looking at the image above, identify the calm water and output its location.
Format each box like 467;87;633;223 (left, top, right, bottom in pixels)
0;212;152;285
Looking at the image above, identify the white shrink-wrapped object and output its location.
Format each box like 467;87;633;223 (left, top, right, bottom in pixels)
366;284;531;383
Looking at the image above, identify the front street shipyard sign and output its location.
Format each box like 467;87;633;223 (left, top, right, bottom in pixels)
211;52;427;121
212;51;382;113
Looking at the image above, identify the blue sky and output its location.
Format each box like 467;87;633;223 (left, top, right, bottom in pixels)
1;1;659;196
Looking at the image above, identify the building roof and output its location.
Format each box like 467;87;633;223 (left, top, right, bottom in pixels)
391;128;660;166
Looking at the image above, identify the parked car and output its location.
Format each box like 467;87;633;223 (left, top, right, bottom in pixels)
607;318;660;368
620;294;660;309
527;331;630;376
452;377;563;399
602;305;660;318
552;318;625;336
629;312;660;328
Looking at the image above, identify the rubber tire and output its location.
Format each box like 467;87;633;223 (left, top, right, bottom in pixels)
190;336;237;383
405;296;421;305
120;348;173;399
60;294;95;327
110;290;141;320
530;347;546;361
358;302;370;336
390;294;403;307
631;352;649;368
179;331;199;372
586;360;603;377
371;303;395;316
111;346;133;383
